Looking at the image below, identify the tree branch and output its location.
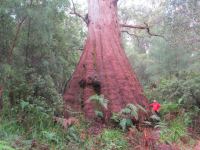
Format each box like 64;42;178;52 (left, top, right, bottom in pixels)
121;30;140;45
121;23;165;38
120;23;147;29
8;16;27;64
70;0;88;25
143;22;165;37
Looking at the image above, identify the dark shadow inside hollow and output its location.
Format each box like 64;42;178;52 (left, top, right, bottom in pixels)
79;77;101;95
79;79;87;88
90;80;101;95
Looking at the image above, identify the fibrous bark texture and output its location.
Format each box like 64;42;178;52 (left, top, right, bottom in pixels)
64;0;148;119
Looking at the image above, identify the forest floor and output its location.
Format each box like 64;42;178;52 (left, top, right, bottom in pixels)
0;115;200;150
1;104;200;150
125;127;199;150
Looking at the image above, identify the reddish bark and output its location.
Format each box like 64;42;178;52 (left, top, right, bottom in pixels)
63;0;148;119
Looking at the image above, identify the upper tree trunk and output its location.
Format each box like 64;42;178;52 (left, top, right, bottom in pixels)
64;0;148;119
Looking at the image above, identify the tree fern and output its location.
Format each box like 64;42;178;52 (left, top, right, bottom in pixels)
136;104;147;113
89;94;108;109
119;118;133;131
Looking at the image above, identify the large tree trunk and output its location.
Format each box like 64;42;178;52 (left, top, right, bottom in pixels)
64;0;148;119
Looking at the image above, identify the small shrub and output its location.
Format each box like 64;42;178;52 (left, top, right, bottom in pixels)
160;102;180;115
146;72;200;109
111;103;146;131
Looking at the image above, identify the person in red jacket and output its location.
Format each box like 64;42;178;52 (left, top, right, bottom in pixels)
149;100;161;116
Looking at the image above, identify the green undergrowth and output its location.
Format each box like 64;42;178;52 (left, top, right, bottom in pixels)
1;74;200;150
159;118;188;143
0;103;84;150
1;112;129;150
0;97;129;150
0;117;81;150
84;129;128;150
144;72;200;145
0;140;15;150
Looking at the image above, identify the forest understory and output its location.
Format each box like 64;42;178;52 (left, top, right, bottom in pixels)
1;76;200;150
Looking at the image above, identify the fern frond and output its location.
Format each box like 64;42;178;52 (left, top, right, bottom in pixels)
136;104;147;113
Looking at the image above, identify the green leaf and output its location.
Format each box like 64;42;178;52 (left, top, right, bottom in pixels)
111;113;121;122
0;141;15;150
130;111;138;120
178;98;183;104
126;104;137;111
95;110;104;118
20;100;29;110
136;104;147;113
88;94;99;101
119;118;127;131
88;94;108;109
125;119;133;127
121;108;131;114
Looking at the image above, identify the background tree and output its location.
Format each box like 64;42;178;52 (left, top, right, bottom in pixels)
0;0;85;112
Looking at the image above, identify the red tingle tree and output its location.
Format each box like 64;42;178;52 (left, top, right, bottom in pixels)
64;0;150;119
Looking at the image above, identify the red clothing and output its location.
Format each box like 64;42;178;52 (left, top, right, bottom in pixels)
149;102;160;111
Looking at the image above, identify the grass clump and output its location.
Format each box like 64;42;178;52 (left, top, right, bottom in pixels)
0;141;15;150
98;129;128;150
83;129;128;150
160;118;188;143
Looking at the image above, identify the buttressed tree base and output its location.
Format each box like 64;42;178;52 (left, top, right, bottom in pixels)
63;0;148;119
